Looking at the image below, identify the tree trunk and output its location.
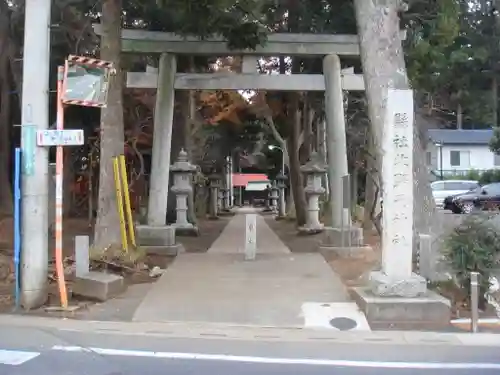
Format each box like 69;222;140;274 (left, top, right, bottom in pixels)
4;0;21;110
354;0;435;242
300;94;314;162
456;103;463;129
286;93;307;226
351;162;359;213
363;171;376;231
93;0;125;251
0;5;13;216
363;135;378;231
183;57;197;222
317;116;329;200
492;76;498;128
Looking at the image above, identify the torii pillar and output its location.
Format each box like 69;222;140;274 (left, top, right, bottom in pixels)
136;53;178;246
319;54;368;256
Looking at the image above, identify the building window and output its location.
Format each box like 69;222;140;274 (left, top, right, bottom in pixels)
494;153;500;166
426;151;432;166
450;150;470;167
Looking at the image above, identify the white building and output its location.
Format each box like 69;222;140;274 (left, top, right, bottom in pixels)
426;129;499;176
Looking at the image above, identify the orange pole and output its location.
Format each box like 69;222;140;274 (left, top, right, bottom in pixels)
55;65;68;308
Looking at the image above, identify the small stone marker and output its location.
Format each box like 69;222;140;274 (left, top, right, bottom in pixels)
72;235;127;302
75;235;90;277
245;214;257;260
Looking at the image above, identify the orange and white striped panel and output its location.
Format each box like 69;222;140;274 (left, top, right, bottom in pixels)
66;55;114;69
61;99;107;108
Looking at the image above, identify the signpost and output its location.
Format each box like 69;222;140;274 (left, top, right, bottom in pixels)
245;214;257;261
470;272;479;333
36;130;84;147
340;174;351;248
13;148;21;310
34;56;113;309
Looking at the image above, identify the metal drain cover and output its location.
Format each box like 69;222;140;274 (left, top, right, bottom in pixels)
329;317;358;331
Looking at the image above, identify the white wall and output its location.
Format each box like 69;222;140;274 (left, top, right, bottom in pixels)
426;144;500;172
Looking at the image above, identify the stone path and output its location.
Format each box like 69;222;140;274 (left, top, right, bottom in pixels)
132;210;367;329
208;210;289;254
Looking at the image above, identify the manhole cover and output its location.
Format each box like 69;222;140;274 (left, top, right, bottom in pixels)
329;317;358;331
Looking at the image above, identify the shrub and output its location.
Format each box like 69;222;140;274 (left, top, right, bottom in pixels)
444;169;500;184
478;169;500;184
443;215;500;308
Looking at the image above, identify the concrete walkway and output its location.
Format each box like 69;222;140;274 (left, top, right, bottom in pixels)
132;211;359;328
208;211;289;254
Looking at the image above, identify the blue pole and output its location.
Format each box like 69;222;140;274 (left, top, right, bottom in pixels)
14;148;21;310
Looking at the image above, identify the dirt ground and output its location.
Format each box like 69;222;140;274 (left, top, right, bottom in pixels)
0;215;229;314
178;216;230;253
266;216;500;323
265;216;381;287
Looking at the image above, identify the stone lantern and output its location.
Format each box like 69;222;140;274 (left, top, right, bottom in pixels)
224;156;233;209
299;152;326;234
263;184;272;212
220;186;230;211
270;181;279;214
217;181;224;211
276;173;287;219
208;173;221;219
170;149;198;235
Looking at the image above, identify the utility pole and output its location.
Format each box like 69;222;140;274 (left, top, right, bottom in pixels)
20;0;52;309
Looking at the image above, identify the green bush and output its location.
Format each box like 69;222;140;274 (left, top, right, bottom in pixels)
444;215;500;307
445;169;500;184
452;170;482;182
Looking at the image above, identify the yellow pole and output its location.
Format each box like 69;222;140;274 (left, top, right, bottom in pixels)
112;156;128;252
119;154;136;247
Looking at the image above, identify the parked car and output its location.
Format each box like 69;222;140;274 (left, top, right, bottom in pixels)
431;180;479;208
443;182;500;214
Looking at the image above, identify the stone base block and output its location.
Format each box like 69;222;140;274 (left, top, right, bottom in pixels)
369;271;427;298
172;224;199;237
298;224;324;235
72;272;126;302
351;287;451;330
318;245;372;259
136;225;175;246
322;226;364;247
142;243;184;256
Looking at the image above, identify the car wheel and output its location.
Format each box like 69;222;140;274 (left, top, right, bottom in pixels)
461;202;474;214
451;205;462;214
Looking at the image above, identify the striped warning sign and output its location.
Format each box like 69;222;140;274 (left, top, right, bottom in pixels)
61;99;106;108
67;55;114;69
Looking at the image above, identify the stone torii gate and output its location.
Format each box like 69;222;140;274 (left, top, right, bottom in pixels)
93;25;365;247
93;26;450;328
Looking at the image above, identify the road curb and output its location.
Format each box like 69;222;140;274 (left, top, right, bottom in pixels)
0;314;499;346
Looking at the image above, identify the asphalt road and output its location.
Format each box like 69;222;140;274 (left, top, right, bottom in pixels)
0;322;499;375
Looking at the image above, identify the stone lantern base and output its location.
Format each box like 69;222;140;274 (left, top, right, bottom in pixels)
136;225;185;258
297;222;324;235
171;222;199;237
317;226;372;258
